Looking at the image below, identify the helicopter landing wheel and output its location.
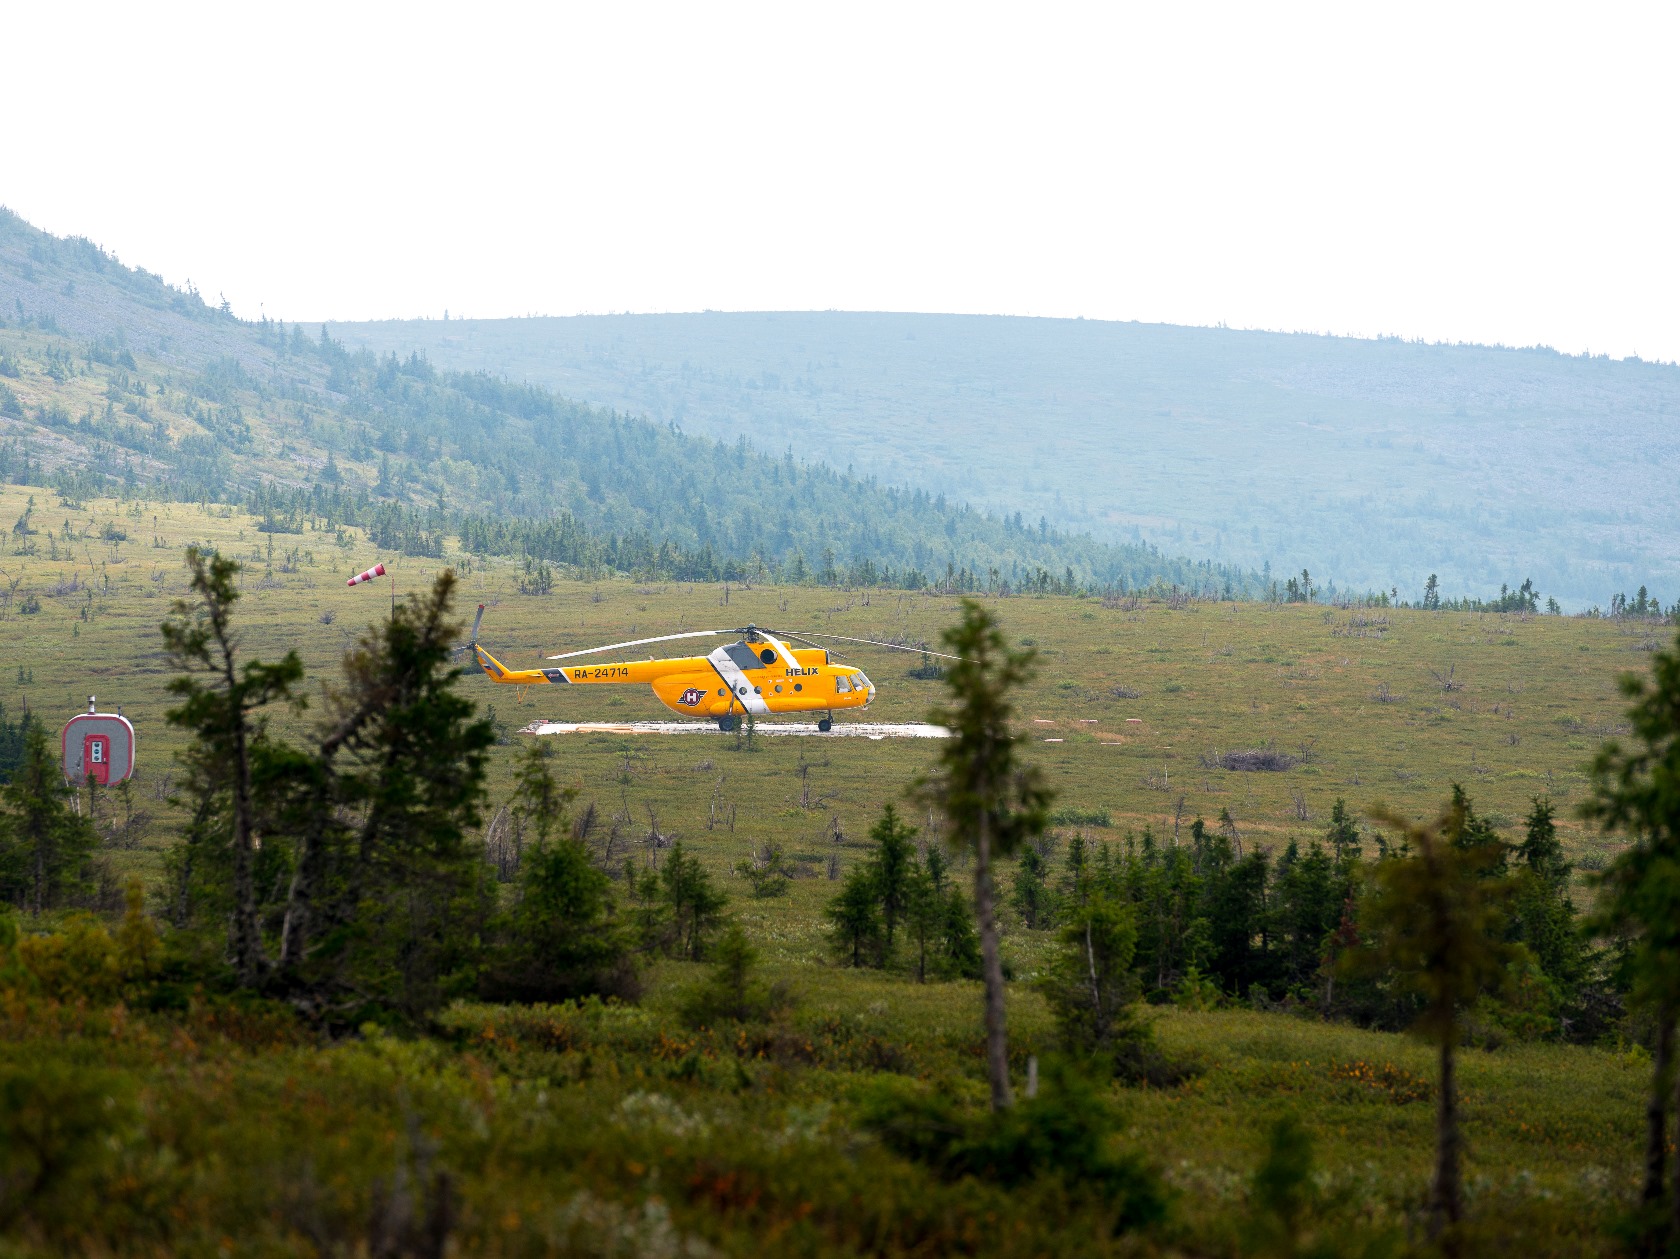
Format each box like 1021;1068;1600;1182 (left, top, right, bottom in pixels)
718;715;739;732
817;716;833;733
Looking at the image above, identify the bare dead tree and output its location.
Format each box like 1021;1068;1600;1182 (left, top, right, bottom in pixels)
482;805;519;883
571;800;598;845
645;805;671;851
707;776;727;830
1429;664;1464;693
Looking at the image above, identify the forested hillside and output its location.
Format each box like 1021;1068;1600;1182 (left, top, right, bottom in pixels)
332;310;1680;607
0;209;1245;593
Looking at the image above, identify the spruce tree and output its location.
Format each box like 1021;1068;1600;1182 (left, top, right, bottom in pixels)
864;804;918;948
270;571;494;1021
163;546;303;984
1360;794;1518;1251
1039;892;1144;1066
660;842;727;961
1011;844;1055;929
0;726;97;912
826;865;885;967
1508;797;1584;993
1583;630;1680;1236
903;862;941;982
918;599;1051;1110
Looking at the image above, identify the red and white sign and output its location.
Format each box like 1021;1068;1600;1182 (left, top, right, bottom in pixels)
347;562;387;587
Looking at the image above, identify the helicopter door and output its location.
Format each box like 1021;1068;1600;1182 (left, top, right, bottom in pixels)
83;734;111;786
707;644;770;715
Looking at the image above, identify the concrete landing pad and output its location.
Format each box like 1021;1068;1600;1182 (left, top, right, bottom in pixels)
519;719;951;740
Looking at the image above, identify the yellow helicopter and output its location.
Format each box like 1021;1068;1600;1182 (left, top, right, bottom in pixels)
466;606;959;732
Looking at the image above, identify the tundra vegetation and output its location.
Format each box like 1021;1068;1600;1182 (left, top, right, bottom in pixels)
6;207;1680;1255
0;498;1676;1254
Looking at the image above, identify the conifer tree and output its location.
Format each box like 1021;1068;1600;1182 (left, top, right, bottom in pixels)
1012;844;1055;929
1039;892;1144;1065
163;546;303;984
826;865;885;967
0;726;97;912
903;862;941;982
282;571;494;1020
1508;797;1584;992
864;804;918;949
660;842;727;961
918;600;1051;1110
513;741;571;850
1583;631;1680;1235
1360;794;1518;1251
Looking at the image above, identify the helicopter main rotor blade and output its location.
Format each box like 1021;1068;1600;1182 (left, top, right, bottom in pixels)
762;628;971;662
546;629;728;661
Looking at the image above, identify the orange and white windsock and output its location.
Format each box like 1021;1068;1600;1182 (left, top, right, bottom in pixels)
347;562;387;587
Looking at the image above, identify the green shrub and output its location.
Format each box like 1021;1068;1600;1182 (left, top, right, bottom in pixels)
1050;807;1112;828
680;924;793;1027
0;1060;138;1236
858;1062;1165;1233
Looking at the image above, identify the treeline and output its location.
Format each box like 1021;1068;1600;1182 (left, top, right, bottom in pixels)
0;226;1262;594
1027;795;1588;1036
826;786;1591;1031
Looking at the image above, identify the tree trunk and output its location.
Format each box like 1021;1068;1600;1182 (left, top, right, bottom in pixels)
31;832;44;916
1647;1000;1675;1205
1085;918;1106;1047
1672;1041;1680;1244
212;622;268;987
225;706;266;984
278;779;332;973
279;713;369;978
973;816;1012;1111
1429;1035;1461;1250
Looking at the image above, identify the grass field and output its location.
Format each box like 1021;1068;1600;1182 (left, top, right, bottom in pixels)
2;481;1652;892
2;482;1671;1254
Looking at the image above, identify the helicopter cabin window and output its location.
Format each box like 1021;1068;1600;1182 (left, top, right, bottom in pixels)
835;675;853;694
856;672;872;690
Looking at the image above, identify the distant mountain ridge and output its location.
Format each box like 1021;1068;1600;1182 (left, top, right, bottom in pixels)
329;310;1680;606
0;209;1242;595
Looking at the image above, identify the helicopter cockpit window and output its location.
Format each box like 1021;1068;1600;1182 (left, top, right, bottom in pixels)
855;672;872;691
721;643;763;672
835;675;853;693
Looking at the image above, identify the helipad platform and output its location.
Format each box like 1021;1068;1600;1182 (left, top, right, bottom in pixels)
519;719;951;740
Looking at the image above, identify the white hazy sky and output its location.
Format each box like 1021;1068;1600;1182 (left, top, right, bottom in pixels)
7;2;1677;358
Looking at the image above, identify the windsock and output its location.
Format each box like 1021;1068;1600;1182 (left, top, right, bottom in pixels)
347;562;387;587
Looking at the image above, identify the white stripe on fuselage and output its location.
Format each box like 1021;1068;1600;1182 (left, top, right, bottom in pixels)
765;635;801;672
708;645;771;715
